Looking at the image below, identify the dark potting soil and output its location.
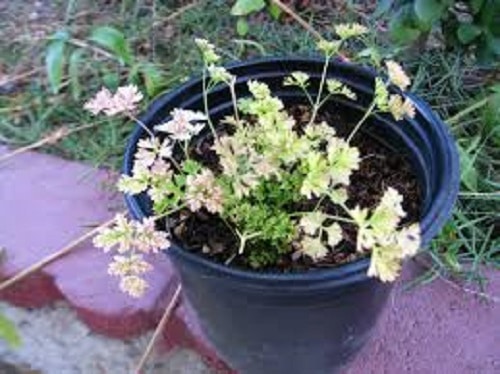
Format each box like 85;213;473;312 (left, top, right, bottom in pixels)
166;103;422;272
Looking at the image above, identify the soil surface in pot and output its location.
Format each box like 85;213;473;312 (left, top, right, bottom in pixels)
166;103;422;272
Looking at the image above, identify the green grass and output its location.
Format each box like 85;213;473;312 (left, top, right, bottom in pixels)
0;1;498;289
403;51;500;288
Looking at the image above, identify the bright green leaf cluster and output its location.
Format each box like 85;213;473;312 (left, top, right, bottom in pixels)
284;71;310;88
194;38;221;64
300;136;360;198
349;188;421;281
334;23;369;40
45;26;167;98
298;212;343;260
374;63;416;122
317;39;341;56
326;79;357;100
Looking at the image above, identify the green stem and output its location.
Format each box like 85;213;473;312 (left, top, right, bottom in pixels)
290;211;354;224
238;236;247;255
127;113;155;139
313;195;326;211
327;199;357;223
236;230;262;254
337;201;351;215
301;85;315;107
153;204;187;221
309;56;331;126
318;93;334;109
224;252;237;266
168;156;182;172
202;67;218;140
183;140;190;160
346;100;376;143
323;214;355;224
228;79;241;126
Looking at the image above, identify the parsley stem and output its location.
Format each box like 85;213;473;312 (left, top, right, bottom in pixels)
127;113;155;139
202;66;218;140
346;99;376;143
318;93;333;109
323;214;355;223
300;85;315;107
289;211;354;224
229;79;241;126
235;230;262;255
153;204;187;221
309;55;331;126
168;156;182;172
183;140;190;160
313;195;327;211
224;253;237;266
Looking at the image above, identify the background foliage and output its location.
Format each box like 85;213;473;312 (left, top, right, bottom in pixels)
379;0;500;64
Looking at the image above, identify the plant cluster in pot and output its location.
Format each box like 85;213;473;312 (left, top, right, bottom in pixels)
88;24;460;374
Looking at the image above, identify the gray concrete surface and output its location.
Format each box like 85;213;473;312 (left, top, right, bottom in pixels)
0;301;213;374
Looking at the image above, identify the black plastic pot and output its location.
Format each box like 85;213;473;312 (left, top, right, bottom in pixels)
124;58;460;374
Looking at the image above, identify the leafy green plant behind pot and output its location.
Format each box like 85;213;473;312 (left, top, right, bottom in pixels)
44;26;168;99
382;0;500;64
231;0;281;36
